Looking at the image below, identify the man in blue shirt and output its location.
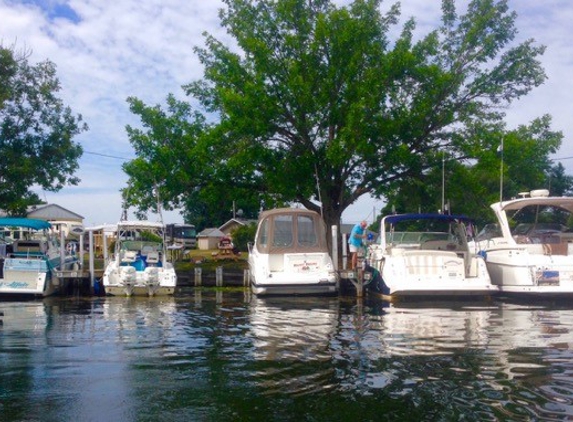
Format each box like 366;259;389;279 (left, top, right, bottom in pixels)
349;221;367;269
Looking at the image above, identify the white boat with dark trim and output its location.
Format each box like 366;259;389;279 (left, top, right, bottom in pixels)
367;213;495;297
0;217;81;297
478;189;573;297
248;208;338;295
102;220;177;296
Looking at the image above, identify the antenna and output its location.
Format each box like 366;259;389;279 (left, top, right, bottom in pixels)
441;151;446;213
314;164;323;217
154;182;166;246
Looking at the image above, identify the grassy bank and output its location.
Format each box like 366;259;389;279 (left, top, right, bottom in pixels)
173;248;248;273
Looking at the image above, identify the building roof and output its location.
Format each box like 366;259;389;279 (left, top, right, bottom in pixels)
27;204;84;222
197;228;226;238
218;218;257;232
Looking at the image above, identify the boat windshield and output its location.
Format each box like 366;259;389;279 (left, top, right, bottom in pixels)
385;218;462;246
507;204;571;243
121;241;161;253
476;223;502;241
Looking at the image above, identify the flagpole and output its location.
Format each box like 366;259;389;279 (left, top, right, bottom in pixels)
441;151;445;213
499;137;504;203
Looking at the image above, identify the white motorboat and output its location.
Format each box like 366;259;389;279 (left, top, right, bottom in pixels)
0;218;81;297
248;208;338;295
478;189;573;297
102;220;177;296
367;213;496;298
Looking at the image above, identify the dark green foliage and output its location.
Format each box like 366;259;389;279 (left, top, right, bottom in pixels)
124;0;555;231
122;95;267;229
231;223;257;252
0;46;87;214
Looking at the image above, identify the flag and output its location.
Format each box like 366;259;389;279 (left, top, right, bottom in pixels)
496;139;504;156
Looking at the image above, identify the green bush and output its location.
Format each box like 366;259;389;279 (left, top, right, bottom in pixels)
231;223;257;252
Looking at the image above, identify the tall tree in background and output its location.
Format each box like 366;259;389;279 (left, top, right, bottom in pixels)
124;0;549;231
0;46;87;214
185;0;546;230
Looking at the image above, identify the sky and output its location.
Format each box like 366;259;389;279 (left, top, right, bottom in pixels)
1;0;573;227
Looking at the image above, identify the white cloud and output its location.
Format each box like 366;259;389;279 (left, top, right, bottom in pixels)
1;0;572;226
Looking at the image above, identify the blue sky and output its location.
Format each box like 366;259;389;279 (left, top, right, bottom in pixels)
1;0;572;227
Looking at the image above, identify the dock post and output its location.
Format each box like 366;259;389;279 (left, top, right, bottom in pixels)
103;232;108;262
342;233;348;270
355;275;364;297
194;267;202;287
59;230;65;270
216;266;223;287
331;225;338;270
89;230;95;294
79;233;85;268
243;269;250;287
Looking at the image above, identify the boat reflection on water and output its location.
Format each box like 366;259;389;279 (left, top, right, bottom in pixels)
100;295;178;329
0;300;48;332
248;296;339;360
3;294;573;420
486;302;573;384
367;300;495;357
247;295;340;395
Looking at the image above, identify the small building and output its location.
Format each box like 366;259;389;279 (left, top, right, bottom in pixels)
197;228;226;250
218;218;257;236
27;204;85;239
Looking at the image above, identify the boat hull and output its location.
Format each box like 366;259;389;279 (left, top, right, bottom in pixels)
250;276;338;296
370;250;496;298
248;253;338;296
104;285;176;297
485;246;573;295
0;257;76;297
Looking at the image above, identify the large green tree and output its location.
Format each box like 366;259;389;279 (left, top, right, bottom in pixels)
189;0;547;229
124;0;547;231
0;46;87;214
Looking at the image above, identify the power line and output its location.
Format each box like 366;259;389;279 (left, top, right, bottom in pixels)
83;150;133;160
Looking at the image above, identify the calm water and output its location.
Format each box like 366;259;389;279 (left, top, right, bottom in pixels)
1;292;573;421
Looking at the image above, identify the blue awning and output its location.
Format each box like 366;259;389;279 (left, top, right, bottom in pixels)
0;218;52;230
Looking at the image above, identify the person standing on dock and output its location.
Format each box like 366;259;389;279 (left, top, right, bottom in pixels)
349;221;367;270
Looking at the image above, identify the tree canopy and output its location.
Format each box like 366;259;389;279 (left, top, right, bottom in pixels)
0;46;87;215
378;114;570;226
123;0;552;230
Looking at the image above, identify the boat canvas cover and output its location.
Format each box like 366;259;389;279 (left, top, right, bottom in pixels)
0;218;51;230
255;208;329;255
383;213;474;225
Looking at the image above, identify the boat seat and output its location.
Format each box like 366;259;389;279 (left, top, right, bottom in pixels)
146;251;160;264
142;245;155;254
11;240;45;254
122;250;137;263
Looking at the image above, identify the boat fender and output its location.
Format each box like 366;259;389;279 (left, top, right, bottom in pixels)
477;250;487;260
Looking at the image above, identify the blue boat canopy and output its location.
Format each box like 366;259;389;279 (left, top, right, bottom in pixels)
0;217;52;230
384;213;474;225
